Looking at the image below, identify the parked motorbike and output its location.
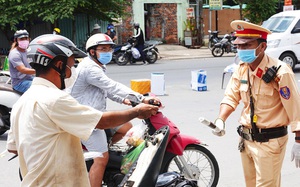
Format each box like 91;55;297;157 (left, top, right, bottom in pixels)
115;38;161;66
0;71;20;136
85;94;219;187
211;33;237;57
208;30;222;50
111;44;124;63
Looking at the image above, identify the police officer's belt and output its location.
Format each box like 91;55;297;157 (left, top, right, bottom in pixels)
237;126;287;142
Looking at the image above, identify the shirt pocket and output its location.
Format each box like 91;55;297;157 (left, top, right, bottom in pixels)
239;84;249;104
255;84;274;109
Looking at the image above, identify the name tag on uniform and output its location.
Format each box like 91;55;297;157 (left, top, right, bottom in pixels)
240;80;247;84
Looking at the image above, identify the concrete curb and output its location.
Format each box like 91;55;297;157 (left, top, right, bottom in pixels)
157;44;235;60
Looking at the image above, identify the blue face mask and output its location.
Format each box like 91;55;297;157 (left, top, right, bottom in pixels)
237;45;260;63
97;52;112;65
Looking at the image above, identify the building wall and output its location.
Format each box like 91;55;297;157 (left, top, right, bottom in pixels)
119;3;180;44
119;3;240;44
148;4;178;43
202;9;241;36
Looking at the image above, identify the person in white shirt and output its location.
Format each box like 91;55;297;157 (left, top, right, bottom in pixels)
6;34;158;187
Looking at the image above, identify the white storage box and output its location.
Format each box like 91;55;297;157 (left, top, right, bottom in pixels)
151;73;165;95
191;70;207;91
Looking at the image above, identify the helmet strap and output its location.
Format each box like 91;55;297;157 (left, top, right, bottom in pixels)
92;49;103;65
51;60;67;90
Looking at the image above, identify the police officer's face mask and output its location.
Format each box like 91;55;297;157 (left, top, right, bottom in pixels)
237;44;261;63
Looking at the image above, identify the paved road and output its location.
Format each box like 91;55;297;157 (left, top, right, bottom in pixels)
1;56;299;186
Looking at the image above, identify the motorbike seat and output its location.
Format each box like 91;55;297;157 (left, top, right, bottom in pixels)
0;82;21;94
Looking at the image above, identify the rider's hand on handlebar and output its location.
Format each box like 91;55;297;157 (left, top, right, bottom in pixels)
212;118;226;136
135;103;159;119
8;149;18;155
123;99;132;106
142;97;162;107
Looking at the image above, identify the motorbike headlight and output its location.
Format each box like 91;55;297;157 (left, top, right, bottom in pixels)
267;39;281;48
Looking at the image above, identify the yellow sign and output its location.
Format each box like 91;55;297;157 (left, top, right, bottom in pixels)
209;0;223;10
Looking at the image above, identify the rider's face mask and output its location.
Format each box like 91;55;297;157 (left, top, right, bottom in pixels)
97;52;113;65
18;40;29;49
64;65;77;88
237;44;261;63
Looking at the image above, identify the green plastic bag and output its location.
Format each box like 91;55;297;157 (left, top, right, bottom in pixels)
121;141;145;174
3;56;9;71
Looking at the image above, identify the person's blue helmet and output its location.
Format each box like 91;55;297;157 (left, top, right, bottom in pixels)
107;25;114;30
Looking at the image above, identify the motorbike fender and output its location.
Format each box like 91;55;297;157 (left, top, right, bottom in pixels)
0;90;20;108
166;134;201;155
150;112;180;144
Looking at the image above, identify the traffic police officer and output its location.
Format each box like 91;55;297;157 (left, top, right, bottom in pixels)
212;20;300;187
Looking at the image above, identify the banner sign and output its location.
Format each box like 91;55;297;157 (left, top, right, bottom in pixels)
209;0;223;10
186;8;194;18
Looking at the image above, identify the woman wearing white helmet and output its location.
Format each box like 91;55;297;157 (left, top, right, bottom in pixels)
70;33;160;187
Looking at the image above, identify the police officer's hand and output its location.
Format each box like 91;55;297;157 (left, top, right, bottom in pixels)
291;142;300;168
212;118;225;136
135;103;159;119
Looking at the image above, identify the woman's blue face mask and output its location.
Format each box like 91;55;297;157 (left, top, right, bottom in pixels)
237;44;261;63
97;52;113;65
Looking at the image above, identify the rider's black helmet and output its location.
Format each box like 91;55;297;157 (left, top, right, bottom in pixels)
27;34;86;67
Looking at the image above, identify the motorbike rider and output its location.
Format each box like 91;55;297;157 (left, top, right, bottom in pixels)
105;25;117;42
6;34;158;186
8;30;35;93
69;33;161;187
132;22;147;65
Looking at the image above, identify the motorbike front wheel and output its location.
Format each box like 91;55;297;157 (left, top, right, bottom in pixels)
115;53;129;66
162;144;219;187
211;47;224;57
146;50;158;64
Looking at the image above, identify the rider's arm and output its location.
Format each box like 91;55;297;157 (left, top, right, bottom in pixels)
133;28;141;38
16;64;36;75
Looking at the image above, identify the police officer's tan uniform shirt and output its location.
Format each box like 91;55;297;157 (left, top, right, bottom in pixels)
7;77;102;187
221;55;300;132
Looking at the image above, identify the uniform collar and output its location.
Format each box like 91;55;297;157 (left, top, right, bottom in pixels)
246;55;268;79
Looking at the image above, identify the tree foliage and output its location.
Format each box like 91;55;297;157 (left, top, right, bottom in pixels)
243;0;278;24
0;0;130;31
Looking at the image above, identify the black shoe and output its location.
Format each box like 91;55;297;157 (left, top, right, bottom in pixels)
143;61;148;65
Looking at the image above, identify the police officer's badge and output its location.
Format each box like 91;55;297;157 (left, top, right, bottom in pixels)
280;86;291;100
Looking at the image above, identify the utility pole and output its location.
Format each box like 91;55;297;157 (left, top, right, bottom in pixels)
195;0;204;46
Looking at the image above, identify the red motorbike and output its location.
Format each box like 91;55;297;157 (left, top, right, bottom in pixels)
129;94;220;187
85;94;220;187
